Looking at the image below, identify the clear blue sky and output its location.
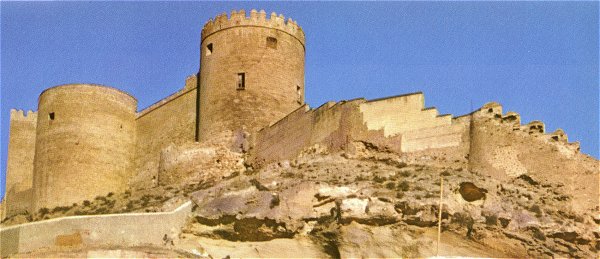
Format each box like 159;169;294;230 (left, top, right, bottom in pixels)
1;2;598;200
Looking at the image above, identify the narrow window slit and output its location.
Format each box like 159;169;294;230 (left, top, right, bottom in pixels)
206;43;213;56
237;73;246;90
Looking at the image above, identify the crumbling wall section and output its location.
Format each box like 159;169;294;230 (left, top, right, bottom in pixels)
3;110;37;219
133;76;198;189
468;103;598;213
157;142;244;186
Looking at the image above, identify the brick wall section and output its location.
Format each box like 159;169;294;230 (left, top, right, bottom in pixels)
33;84;137;211
133;76;198;188
3;110;37;219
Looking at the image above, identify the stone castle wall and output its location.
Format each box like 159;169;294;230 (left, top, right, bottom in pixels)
33;84;137;210
133;76;198;189
3;110;37;217
198;10;305;147
466;104;597;213
251;92;468;166
2;10;596;223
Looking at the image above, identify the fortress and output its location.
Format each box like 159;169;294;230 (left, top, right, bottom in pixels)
0;10;595;224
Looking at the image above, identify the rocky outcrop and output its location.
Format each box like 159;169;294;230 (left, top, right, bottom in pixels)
180;149;598;258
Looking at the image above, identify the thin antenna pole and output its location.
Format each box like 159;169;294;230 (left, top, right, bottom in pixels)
436;175;444;257
470;99;473;112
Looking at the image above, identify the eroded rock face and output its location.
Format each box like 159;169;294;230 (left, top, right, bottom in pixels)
181;151;598;258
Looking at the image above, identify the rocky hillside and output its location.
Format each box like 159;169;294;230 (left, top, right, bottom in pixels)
181;144;597;258
4;143;598;258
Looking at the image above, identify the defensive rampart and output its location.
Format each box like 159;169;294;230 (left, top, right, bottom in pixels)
0;201;192;257
33;84;137;211
251;92;467;166
3;110;37;219
466;103;596;213
198;10;305;147
133;76;198;188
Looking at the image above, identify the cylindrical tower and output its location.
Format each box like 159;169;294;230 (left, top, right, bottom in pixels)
198;10;305;146
33;84;137;210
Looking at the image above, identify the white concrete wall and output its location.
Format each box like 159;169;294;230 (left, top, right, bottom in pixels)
0;201;192;257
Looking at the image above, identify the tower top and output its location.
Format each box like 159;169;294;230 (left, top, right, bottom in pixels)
201;10;305;47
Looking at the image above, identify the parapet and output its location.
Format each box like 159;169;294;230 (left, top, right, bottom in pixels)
526;120;545;134
10;109;37;122
550;128;568;142
201;10;305;47
480;102;503;118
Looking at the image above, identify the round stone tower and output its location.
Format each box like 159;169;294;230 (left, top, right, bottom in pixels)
198;10;305;147
33;84;137;210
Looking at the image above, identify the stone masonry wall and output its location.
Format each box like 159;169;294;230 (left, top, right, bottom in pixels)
33;84;137;211
251;93;466;166
358;93;465;153
467;104;598;214
3;110;37;219
133;76;198;189
198;10;305;147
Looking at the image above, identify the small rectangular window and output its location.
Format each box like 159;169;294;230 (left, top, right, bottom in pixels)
49;112;55;120
296;85;302;104
266;37;277;49
206;43;213;56
237;73;245;90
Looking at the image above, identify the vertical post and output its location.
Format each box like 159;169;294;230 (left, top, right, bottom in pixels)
436;175;444;257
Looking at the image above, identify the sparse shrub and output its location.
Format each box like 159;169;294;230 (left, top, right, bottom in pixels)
94;207;108;214
38;207;49;216
400;171;411;177
107;192;114;197
51;206;71;213
424;192;437;198
270;195;280;208
529;204;542;217
83;200;91;206
355;175;367;181
414;186;425;191
373;175;386;183
394;161;408;168
441;170;451;177
95;196;107;202
396;192;405;199
484;214;498;226
397;181;410;192
385;182;396;190
126;201;135;210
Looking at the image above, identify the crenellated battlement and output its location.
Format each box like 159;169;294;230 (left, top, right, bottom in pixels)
201;9;305;46
474;103;580;153
10;109;37;122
